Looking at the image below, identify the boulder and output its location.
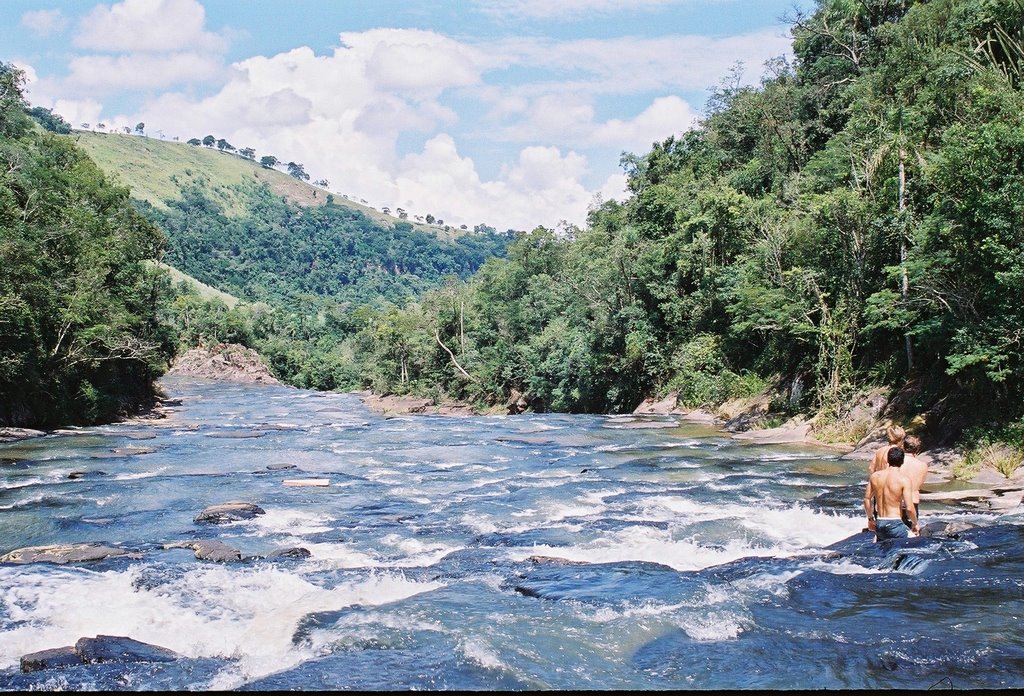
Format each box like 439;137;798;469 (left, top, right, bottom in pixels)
0;543;138;564
75;635;178;664
164;540;242;561
266;463;297;471
20;646;80;672
633;392;679;415
506;389;529;415
194;501;265;524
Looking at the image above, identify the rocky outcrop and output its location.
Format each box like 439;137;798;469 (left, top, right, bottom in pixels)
193;501;265;524
167;343;280;384
21;635;179;672
0;543;139;564
632;392;681;415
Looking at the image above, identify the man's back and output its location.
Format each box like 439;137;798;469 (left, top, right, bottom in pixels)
869;467;912;519
901;454;928;504
870;445;893;474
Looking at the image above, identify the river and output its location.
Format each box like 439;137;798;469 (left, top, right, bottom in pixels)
1;376;1022;690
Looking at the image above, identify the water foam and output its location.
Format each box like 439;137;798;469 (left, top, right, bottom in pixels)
0;563;444;689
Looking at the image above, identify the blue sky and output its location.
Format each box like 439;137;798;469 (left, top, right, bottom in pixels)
5;0;813;231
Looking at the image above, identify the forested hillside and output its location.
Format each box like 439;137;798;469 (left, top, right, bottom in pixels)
65;130;510;393
0;64;173;426
350;0;1024;456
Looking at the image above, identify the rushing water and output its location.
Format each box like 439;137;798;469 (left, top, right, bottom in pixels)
1;376;1022;690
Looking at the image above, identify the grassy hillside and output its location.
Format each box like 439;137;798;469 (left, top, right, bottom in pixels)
72;131;447;237
149;260;240;308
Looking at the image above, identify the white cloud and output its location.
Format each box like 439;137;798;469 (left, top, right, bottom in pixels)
52;98;105;128
20;9;69;37
66;52;225;92
85;20;790;230
74;0;227;53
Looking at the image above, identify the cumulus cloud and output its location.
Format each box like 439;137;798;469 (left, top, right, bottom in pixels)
20;9;69;37
74;0;227;53
66;52;225;92
81;17;791;230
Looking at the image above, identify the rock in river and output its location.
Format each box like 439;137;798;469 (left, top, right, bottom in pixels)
164;540;242;561
20;636;179;672
0;543;138;564
194;501;265;524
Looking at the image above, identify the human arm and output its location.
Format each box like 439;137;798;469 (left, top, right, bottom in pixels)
902;478;918;533
864;478;876;531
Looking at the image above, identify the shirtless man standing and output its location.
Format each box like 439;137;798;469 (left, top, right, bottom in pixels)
900;435;929;526
864;446;918;540
870;425;905;474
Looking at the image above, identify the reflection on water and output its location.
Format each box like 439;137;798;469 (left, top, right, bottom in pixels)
0;376;1021;690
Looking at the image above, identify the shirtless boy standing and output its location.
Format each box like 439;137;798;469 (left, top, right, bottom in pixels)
900;435;929;525
864;446;918;540
870;425;905;474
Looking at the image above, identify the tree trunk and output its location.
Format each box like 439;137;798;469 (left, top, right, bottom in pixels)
898;151;914;373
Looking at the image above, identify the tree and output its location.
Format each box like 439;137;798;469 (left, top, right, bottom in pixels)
134;122;145;134
239;147;256;159
187;138;202;146
260;155;279;168
426;214;436;224
313;178;329;188
202;134;215;147
215;138;235;152
123;126;131;134
26;106;71;134
286;161;310;181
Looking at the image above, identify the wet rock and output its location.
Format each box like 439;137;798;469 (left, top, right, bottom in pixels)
283;478;330;487
266;463;297;471
267;546;311;559
0;543;138;564
75;635;179;664
68;470;108;479
164;540;242;561
194;501;265;523
526;555;586;566
0;427;46;443
20;646;80;672
918;520;978;538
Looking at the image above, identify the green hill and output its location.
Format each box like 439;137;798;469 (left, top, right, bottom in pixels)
73;131;444;236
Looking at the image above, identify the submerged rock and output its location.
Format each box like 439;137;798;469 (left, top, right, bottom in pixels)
68;470;108;479
0;543;138;564
194;501;265;524
266;546;312;560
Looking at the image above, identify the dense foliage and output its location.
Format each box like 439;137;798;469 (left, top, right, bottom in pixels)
138;171;510;391
140;182;509;308
344;0;1024;447
0;63;174;426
